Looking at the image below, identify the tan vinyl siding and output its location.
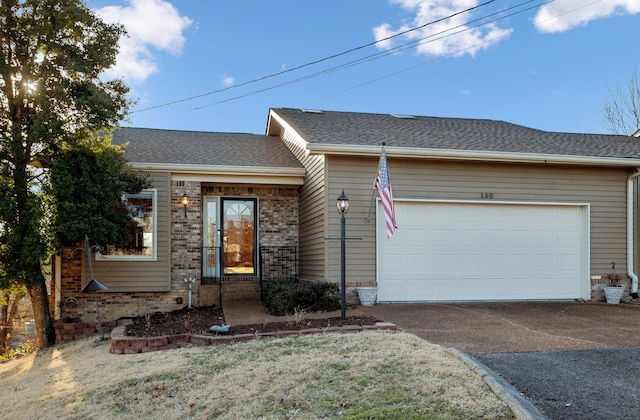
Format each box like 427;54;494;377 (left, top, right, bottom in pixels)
280;128;326;281
325;155;632;285
85;172;171;292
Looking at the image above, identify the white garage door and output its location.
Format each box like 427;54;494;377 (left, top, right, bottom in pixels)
377;201;589;302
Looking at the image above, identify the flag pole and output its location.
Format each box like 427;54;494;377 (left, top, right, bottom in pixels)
365;142;386;223
364;189;375;223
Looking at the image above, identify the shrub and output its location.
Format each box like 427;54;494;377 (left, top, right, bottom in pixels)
262;279;340;316
0;342;35;362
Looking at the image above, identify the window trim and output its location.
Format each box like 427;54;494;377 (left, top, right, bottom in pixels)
96;188;158;261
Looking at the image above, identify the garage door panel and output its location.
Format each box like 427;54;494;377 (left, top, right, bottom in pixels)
377;201;588;302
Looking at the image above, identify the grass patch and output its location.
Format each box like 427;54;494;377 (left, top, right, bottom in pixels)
0;331;513;419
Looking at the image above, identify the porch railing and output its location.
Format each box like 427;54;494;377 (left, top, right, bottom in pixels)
200;245;298;286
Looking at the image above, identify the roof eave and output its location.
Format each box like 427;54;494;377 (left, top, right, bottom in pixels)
267;109;310;153
306;144;640;167
127;162;305;185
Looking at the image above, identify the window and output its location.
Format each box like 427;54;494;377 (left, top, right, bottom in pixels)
97;189;157;260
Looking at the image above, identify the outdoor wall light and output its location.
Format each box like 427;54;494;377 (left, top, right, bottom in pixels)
182;194;189;216
336;189;350;214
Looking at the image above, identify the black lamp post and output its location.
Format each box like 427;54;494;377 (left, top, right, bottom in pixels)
336;190;349;320
80;235;109;341
82;278;108;341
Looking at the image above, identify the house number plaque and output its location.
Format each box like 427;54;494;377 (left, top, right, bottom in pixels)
480;193;494;199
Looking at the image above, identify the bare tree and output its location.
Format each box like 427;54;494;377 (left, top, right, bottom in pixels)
605;69;640;136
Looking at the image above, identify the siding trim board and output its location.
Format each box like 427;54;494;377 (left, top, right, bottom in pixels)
305;144;640;167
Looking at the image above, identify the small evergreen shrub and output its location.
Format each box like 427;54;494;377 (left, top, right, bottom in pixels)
262;278;340;316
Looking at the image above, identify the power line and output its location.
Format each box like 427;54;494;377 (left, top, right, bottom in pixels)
319;0;607;101
182;0;552;112
131;0;497;114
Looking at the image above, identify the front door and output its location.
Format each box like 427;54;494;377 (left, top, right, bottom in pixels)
203;197;257;277
222;198;256;274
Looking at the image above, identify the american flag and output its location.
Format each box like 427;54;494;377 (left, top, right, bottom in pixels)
374;145;397;237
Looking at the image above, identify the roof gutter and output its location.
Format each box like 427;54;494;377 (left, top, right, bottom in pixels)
127;162;305;176
306;144;640;167
127;162;305;185
628;170;640;296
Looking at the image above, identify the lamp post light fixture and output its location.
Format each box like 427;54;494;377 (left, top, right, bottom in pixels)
336;189;350;214
336;190;349;320
182;194;189;217
183;277;196;308
82;278;108;341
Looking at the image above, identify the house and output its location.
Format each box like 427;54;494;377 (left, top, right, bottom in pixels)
54;108;640;323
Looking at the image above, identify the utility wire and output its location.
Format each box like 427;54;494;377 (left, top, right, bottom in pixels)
132;0;497;114
134;0;589;122
184;0;553;112
319;0;601;101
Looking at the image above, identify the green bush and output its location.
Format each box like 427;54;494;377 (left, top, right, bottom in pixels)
0;342;35;361
262;279;340;316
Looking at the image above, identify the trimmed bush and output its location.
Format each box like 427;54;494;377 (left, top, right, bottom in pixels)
262;279;340;316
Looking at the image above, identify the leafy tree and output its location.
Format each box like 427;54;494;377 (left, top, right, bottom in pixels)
0;281;27;355
605;69;640;136
0;0;130;347
49;135;150;251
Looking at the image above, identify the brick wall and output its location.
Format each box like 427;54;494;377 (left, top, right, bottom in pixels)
57;182;299;323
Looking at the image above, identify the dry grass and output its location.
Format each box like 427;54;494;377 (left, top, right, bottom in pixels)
0;330;513;419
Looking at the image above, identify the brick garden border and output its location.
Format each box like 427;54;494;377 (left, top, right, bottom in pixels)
109;322;398;354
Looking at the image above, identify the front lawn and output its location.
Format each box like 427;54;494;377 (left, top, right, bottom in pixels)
0;330;513;419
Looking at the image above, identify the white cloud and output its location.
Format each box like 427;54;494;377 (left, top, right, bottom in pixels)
221;74;234;86
533;0;640;33
373;0;513;58
95;0;193;83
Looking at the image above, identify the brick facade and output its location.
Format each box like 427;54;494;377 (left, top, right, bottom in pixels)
57;181;299;324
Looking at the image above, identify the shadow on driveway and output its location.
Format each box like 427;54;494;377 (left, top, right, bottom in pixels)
361;301;640;420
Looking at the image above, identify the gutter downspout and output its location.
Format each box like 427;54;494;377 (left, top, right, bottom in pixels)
628;170;640;297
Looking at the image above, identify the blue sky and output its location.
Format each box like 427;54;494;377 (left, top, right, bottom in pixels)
89;0;640;135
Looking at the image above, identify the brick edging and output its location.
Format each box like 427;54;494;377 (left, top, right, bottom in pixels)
109;322;398;354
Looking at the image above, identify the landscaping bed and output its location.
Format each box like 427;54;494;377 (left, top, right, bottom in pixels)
124;306;380;337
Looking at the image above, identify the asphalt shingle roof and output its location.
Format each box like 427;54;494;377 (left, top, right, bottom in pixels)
272;108;640;159
112;127;304;169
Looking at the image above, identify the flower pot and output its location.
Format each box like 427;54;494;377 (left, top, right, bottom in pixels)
357;287;378;307
603;286;624;304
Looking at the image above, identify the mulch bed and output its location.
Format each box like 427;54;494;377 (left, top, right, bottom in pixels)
124;306;380;337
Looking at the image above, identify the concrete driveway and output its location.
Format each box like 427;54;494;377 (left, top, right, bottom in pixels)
360;301;640;419
360;301;640;354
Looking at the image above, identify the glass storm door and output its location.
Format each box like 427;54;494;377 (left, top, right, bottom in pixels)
202;197;219;277
222;198;256;275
